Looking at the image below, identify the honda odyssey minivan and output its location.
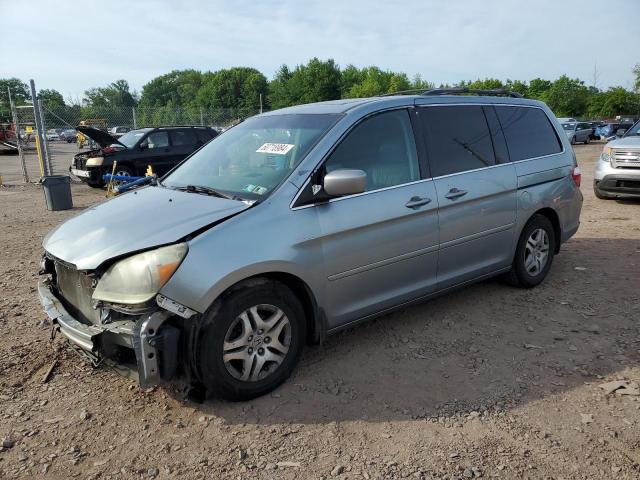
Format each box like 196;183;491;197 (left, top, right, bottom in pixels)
39;89;583;400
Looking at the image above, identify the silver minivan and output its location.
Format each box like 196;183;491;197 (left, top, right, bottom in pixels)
39;89;583;400
562;121;593;145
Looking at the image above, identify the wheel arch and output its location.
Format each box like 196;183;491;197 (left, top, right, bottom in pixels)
531;207;561;253
212;271;324;346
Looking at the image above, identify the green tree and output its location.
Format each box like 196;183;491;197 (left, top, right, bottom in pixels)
527;78;552;100
343;66;411;97
38;89;65;108
84;79;137;108
587;87;640;118
466;78;505;90
139;70;204;108
0;78;30;117
504;79;528;96
196;67;267;111
269;58;341;108
543;76;590;117
411;74;434;91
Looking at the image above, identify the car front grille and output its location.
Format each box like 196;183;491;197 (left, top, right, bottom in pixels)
54;261;101;325
612;149;640;168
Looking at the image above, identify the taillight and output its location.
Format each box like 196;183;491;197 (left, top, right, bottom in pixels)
571;166;582;187
102;146;116;154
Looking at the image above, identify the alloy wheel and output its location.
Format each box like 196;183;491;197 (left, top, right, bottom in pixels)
222;304;291;382
524;228;550;276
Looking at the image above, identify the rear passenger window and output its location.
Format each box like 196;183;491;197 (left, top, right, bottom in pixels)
170;129;198;146
495;106;562;161
324;109;419;192
196;129;215;144
420;105;496;177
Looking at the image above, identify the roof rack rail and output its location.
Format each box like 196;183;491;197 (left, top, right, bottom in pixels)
422;88;524;98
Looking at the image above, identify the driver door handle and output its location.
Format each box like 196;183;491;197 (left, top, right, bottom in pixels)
444;188;468;200
405;196;432;209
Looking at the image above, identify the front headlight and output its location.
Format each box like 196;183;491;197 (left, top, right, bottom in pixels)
600;147;613;164
85;156;104;166
93;243;188;305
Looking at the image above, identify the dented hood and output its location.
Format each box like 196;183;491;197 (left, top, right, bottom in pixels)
43;186;249;270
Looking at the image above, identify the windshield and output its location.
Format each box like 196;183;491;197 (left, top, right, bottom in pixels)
117;129;149;148
623;121;640;137
162;114;340;201
562;123;576;131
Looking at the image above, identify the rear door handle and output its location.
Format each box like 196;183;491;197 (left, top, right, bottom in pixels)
405;196;432;209
444;188;468;200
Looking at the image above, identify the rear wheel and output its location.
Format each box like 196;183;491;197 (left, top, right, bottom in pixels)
505;215;556;288
195;279;306;401
570;136;576;145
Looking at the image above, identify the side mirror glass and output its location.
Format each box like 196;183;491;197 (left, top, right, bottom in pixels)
323;169;367;197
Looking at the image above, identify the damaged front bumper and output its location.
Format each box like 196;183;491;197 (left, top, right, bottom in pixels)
38;278;179;387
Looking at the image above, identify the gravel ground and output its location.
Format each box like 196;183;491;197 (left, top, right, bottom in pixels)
1;143;639;479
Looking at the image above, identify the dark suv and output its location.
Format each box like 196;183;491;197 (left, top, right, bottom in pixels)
70;126;218;187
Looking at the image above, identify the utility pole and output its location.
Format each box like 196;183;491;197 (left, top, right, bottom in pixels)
8;88;29;183
29;79;49;177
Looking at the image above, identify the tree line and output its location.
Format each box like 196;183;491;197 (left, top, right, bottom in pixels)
2;58;640;126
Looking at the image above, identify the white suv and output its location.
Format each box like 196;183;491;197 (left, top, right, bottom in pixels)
594;120;640;199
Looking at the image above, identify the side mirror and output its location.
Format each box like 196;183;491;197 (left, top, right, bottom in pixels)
139;143;148;150
323;169;366;196
616;129;627;137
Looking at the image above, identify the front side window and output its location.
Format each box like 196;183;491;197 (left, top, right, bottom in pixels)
496;106;562;161
420;105;496;177
163;114;339;201
324;109;419;192
623;121;640;137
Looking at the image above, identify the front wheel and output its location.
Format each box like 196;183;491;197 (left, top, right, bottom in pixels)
505;215;556;288
195;279;306;401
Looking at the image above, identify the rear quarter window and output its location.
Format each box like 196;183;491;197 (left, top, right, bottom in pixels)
495;106;562;161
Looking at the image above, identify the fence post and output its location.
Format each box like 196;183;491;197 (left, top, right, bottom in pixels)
29;79;49;177
8;88;29;183
200;107;204;126
38;98;54;175
132;107;137;129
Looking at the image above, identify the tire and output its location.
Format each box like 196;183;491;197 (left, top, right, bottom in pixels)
505;215;556;288
195;279;306;401
570;136;576;145
584;136;590;144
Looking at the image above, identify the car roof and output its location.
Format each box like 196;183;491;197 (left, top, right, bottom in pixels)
260;95;546;116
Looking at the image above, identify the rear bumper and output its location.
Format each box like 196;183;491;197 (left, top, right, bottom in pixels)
38;279;178;387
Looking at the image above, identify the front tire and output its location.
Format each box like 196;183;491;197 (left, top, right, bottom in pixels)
505;215;556;288
195;279;306;401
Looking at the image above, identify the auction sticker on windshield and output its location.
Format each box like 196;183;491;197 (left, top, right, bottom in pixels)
256;143;295;155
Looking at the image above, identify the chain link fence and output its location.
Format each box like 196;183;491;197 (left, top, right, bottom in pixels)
0;105;263;184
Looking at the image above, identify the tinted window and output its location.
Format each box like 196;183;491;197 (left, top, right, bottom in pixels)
324;109;419;192
170;129;198;146
142;131;169;149
483;106;510;164
420;105;495;177
196;129;215;143
496;106;562;161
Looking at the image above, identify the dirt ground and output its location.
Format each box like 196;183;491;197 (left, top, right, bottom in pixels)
1;143;639;480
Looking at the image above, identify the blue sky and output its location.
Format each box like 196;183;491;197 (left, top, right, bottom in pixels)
2;0;638;100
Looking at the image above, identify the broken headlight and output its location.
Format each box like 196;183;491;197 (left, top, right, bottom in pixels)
92;243;187;305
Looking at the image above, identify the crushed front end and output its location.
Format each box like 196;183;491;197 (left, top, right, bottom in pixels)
38;253;195;388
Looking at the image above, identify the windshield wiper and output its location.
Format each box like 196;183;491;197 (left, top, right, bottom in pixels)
175;184;241;201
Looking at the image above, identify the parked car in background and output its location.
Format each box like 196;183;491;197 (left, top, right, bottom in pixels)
70;125;218;187
562;122;592;144
589;121;604;140
41;91;583;400
557;117;577;123
59;129;77;142
109;126;131;138
594;120;640;199
599;122;633;140
45;129;60;141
